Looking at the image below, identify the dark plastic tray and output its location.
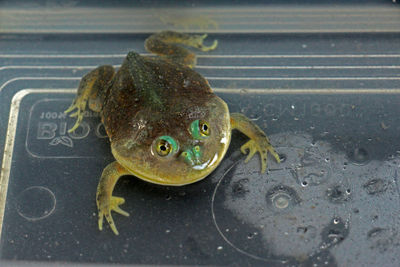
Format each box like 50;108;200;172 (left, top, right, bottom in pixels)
1;2;400;266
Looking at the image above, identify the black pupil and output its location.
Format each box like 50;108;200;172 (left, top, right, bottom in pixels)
160;145;167;151
202;124;208;131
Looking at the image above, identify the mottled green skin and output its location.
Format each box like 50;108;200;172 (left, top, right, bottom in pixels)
102;52;231;185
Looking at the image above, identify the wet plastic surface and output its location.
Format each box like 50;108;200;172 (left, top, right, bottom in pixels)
1;2;400;267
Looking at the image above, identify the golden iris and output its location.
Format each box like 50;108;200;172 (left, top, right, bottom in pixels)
156;138;172;156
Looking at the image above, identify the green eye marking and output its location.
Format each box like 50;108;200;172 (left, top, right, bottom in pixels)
190;120;210;139
155;135;178;156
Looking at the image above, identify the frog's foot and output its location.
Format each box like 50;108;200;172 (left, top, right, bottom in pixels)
189;34;218;52
98;196;129;235
64;98;87;133
240;138;281;173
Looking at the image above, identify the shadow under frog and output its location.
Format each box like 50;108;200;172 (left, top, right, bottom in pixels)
65;31;280;235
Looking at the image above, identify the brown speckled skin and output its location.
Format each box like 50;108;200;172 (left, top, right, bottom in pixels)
65;32;279;235
101;52;231;185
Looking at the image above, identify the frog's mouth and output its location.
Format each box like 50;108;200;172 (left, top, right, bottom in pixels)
179;145;219;170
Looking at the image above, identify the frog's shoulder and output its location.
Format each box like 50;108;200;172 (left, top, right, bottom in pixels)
144;55;212;95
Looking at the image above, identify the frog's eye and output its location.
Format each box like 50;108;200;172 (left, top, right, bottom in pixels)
154;136;178;157
190;120;210;139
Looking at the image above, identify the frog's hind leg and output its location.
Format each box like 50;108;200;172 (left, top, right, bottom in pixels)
65;65;115;132
145;31;218;68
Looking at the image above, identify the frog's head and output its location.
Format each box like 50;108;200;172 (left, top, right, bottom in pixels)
111;94;231;185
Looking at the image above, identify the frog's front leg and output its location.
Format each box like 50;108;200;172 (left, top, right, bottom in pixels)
96;161;131;235
230;113;280;173
145;31;218;68
64;65;115;132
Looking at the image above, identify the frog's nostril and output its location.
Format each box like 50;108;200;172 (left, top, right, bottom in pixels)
193;145;201;155
180;150;194;166
180;146;203;166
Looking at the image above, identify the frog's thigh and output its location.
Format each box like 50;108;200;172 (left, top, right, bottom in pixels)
144;31;217;67
81;65;115;112
65;65;115;132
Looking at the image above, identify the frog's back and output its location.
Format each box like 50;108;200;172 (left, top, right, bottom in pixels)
101;52;213;141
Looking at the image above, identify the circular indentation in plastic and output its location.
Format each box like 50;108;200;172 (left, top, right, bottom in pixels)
16;186;56;221
348;147;370;165
266;185;300;212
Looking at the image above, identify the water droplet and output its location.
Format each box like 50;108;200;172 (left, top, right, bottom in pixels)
321;217;348;247
367;227;386;238
279;154;287;163
326;185;351;203
247;232;258;240
363;179;388;195
232;178;249;197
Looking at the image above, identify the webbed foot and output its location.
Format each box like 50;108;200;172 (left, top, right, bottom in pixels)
97;196;129;235
241;138;280;173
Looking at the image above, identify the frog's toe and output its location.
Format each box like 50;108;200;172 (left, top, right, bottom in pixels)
240;138;280;173
67;112;84;133
98;196;129;235
200;39;218;52
111;196;130;217
64;100;87;133
240;140;257;163
64;102;77;114
192;33;218;52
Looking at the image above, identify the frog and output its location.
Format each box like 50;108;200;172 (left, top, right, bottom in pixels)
65;31;280;235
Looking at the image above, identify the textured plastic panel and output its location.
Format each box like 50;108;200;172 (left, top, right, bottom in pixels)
1;1;400;266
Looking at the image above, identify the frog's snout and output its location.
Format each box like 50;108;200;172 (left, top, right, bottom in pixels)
180;145;202;166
